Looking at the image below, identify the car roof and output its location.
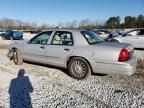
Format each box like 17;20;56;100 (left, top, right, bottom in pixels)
41;29;88;32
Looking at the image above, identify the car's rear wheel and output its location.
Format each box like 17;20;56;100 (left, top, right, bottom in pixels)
68;57;91;80
13;49;23;65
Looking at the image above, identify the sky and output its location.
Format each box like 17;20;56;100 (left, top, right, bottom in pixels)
0;0;143;25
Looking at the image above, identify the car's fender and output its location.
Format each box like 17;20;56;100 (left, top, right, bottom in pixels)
9;40;25;53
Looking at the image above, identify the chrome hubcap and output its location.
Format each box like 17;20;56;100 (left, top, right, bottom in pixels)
75;65;82;72
13;51;17;63
71;60;87;77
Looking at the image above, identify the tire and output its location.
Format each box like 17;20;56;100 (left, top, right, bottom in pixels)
21;36;24;40
10;36;13;40
68;57;91;80
13;49;23;65
2;36;5;40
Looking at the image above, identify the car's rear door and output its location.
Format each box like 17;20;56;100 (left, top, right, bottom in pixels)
23;31;52;63
45;31;74;67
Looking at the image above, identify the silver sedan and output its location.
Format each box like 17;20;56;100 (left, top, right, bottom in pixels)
8;29;136;79
112;29;144;49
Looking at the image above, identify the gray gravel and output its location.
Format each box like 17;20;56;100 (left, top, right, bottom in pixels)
0;49;144;108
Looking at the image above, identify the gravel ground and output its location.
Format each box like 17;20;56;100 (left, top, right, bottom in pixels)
0;47;144;107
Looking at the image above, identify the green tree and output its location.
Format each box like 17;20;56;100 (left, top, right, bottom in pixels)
137;15;144;28
105;16;120;29
124;16;137;28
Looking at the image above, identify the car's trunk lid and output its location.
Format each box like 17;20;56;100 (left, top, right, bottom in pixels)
91;42;134;62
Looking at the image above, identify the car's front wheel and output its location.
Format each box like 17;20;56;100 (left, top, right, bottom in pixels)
10;36;13;40
68;57;91;80
2;36;5;40
13;49;23;65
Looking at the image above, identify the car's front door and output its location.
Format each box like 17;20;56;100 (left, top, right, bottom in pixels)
23;31;52;63
45;31;74;67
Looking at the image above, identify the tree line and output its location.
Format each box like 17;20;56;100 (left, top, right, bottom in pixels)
79;15;144;29
0;15;144;30
105;15;144;29
0;18;49;30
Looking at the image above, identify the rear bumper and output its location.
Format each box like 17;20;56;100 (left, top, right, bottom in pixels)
90;57;137;75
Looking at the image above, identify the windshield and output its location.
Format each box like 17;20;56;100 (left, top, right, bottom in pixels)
81;30;104;44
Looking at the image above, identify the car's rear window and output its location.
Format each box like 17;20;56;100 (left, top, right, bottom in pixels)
81;30;104;44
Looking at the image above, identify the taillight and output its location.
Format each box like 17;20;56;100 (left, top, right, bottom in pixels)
118;49;130;62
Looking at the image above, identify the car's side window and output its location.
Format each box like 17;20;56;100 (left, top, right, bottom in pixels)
51;31;73;46
29;31;52;44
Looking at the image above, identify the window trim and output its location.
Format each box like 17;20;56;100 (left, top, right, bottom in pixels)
51;31;74;46
28;31;53;45
81;30;104;45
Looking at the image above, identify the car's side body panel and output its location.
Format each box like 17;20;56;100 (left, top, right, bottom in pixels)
45;45;74;67
23;44;47;63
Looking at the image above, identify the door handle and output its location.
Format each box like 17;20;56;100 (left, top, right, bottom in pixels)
64;48;70;51
40;46;45;49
